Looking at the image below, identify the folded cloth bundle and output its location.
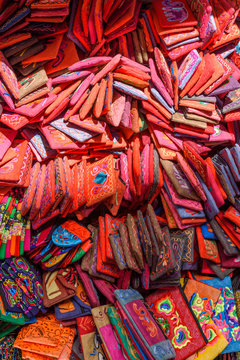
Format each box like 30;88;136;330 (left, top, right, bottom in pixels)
0;0;238;358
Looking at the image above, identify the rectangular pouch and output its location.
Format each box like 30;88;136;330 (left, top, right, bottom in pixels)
15;144;33;189
2;257;43;316
77;315;106;360
42;267;77;307
172;227;195;264
148;148;160;203
149;270;181;289
98;216;108;264
163;171;203;211
119;223;142;274
55;297;91;321
28;164;46;221
199;276;240;354
40;124;81;150
50;117;95;143
184;278;228;359
146;286;207;360
76;160;87;209
120;152;133;202
200;223;218;240
0;295;29;325
0;334;22;359
86;155;116;207
196;226;221;264
115;288;176;360
160;159;200;201
87;226;115;282
104;213;122;263
59;156;73;216
140;144;150;202
9;42;45;67
38;160;55;218
146;213;160;272
119;300;153;353
152;0;197;28
92;278;116;304
52;157;66;211
14;314;75;359
231;145;240;175
195;55;224;95
224;206;240;227
154;47;173;98
183;141;209;186
109;231;127;271
215;215;240;252
150;225;176;281
205;56;234;95
218;212;240;249
170;231;186;272
91;305;126;360
22;128;56;161
206;262;233;280
0;323;19;340
45;35;80;75
21;162;40;217
178;50;202;90
137;210;152;267
218;242;240;268
209;218;238;256
212;157;236;204
96;222;120;279
23;33;64;64
126;214;145;270
108;305;141;360
104;176;126;216
18;68;48;99
0;140;28;183
0;50;19;100
184;277;221;317
176;152;206;201
0;128;17;161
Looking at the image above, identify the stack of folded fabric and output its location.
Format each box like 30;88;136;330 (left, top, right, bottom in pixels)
0;0;238;359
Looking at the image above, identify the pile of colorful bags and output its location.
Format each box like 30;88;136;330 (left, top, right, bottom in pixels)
0;0;240;359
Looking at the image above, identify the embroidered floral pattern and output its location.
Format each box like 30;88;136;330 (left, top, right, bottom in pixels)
156;295;175;316
146;288;207;357
189;293;204;319
155;295;192;349
132;303;158;338
197;321;220;355
91;163;109;196
201;277;240;353
205;324;217;343
157;318;170;336
172;325;192;349
214;287;240;336
214;296;225;316
214;318;230;339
